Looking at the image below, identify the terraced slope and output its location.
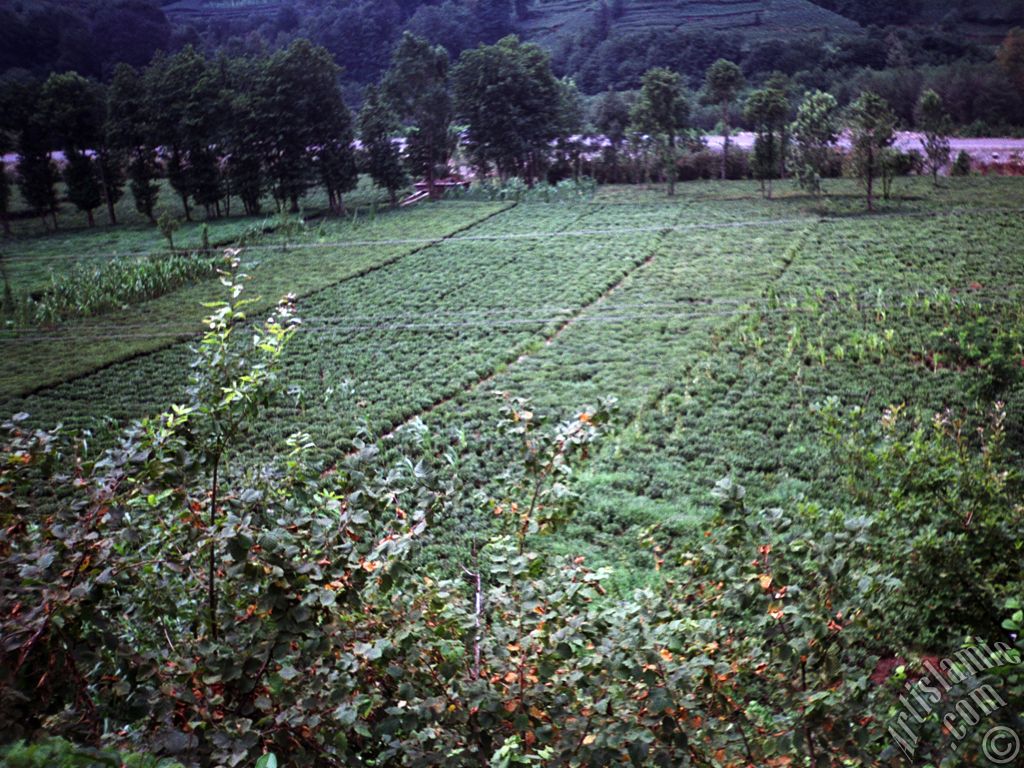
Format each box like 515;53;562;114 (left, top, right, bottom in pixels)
520;0;858;45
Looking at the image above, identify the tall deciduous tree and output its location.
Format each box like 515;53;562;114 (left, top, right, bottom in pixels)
221;55;268;217
40;72;104;226
630;67;690;196
11;83;60;229
915;89;951;186
384;32;453;196
262;40;352;212
317;102;359;215
744;85;788;199
791;90;839;199
703;59;744;181
452;35;562;183
359;85;408;206
107;63;160;221
145;47;209;221
847;91;897;212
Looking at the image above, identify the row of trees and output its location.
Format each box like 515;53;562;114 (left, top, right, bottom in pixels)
0;40;359;232
358;32;586;202
0;33;588;232
0;42;965;234
624;57;955;209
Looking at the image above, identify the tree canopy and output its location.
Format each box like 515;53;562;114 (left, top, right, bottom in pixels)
452;36;563;182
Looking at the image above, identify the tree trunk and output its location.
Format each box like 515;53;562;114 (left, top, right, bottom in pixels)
778;127;788;179
99;152;118;225
1;216;9;236
180;193;191;222
289;195;299;213
86;209;95;227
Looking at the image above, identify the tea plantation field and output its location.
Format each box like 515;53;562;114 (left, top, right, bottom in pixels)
4;177;1024;575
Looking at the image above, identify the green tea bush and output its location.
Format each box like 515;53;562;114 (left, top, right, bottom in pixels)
2;329;1022;765
819;399;1023;647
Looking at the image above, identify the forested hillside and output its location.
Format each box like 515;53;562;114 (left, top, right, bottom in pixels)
2;0;1023;128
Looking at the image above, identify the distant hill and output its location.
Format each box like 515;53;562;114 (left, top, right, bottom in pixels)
160;0;281;23
518;0;859;49
4;0;1022;128
808;0;1024;40
158;0;863;45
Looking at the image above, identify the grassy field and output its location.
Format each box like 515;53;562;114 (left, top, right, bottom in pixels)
4;176;1023;578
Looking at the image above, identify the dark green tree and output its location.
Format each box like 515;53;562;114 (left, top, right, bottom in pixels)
40;72;105;226
107;63;160;221
11;83;59;229
62;151;103;227
16;144;59;230
791;89;840;199
262;40;348;212
847;91;897;212
144;51;191;220
915;89;951;186
383;33;453;196
318;117;359;215
223;56;269;216
187;61;230;218
703;58;744;181
744;85;789;199
145;47;220;220
630;67;690;196
359;85;408;206
452;35;563;183
593;90;631;182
